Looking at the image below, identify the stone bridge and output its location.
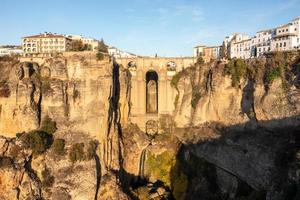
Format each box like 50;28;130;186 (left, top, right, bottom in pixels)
115;57;196;134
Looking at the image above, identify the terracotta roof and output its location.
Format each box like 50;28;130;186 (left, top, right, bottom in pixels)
22;33;67;39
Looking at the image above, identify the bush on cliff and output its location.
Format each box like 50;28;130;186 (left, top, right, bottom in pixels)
69;143;85;163
86;140;98;160
265;66;282;84
52;139;65;156
145;150;176;188
20;130;53;155
0;80;11;98
40;115;57;135
224;59;247;87
42;167;55;188
191;85;201;109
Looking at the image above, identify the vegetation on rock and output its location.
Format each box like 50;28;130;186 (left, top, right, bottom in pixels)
145;150;176;188
96;39;108;61
86;140;98;160
52;139;65;156
224;59;247;87
20;130;53;155
40;115;57;135
0;80;11;97
42;167;55;188
69;143;85;163
191;85;201;109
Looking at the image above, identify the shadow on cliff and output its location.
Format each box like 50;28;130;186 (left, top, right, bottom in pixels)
172;114;300;200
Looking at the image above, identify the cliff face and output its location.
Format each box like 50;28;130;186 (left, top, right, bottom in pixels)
0;54;131;200
0;52;300;200
173;58;300;128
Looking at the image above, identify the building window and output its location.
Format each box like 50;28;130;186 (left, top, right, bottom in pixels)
284;42;286;47
280;43;282;47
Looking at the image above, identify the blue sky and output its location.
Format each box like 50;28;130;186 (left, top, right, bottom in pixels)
1;0;300;56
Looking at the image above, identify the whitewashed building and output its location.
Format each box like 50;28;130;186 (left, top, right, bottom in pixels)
0;47;23;57
251;29;275;57
225;33;250;59
271;17;300;51
65;34;100;51
231;39;251;59
193;45;206;57
108;47;138;58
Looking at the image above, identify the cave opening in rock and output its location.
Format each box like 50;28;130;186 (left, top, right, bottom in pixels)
146;71;158;113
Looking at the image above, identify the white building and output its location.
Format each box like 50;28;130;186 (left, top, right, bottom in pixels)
65;34;100;51
271;17;300;52
252;29;275;57
0;47;23;57
193;45;206;57
231;39;251;59
22;33;72;55
108;47;138;58
225;33;250;59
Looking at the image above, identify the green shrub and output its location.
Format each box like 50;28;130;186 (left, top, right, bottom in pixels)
73;89;80;99
265;67;282;84
42;167;55;188
86;140;98;160
0;81;10;97
171;73;181;90
96;52;105;61
20;130;53;155
224;59;247;87
197;56;205;65
69;143;85;163
41;79;51;95
40;116;57;134
52;139;65;156
191;85;201;109
145;150;176;187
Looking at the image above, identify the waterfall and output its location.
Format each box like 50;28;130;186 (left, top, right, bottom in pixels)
138;149;147;180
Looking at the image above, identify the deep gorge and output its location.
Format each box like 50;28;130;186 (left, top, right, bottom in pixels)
0;51;300;200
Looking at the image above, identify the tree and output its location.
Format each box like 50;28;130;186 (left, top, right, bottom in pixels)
70;40;85;51
96;39;108;60
98;39;108;53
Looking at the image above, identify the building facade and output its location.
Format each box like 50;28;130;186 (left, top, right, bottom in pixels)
22;33;72;55
0;47;23;57
231;39;251;59
65;35;100;51
108;47;138;58
271;17;300;52
193;45;222;62
196;17;300;60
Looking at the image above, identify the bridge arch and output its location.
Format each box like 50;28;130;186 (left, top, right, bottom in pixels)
146;70;158;113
